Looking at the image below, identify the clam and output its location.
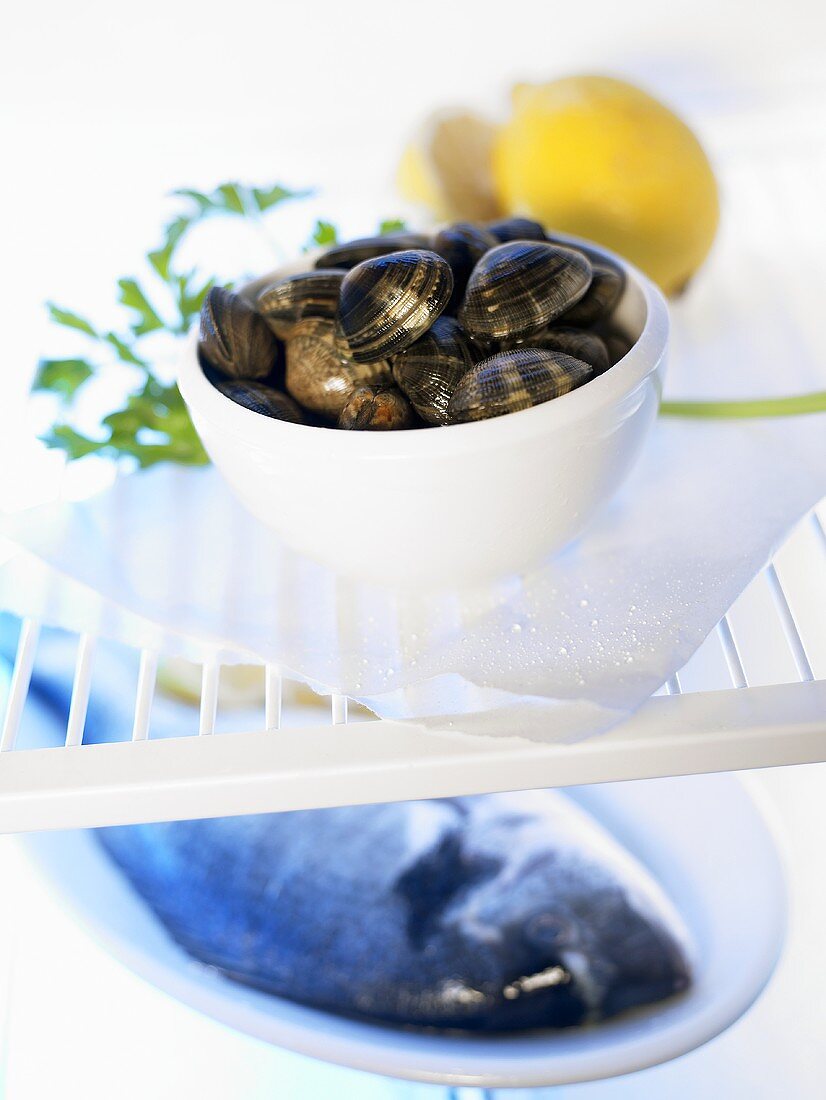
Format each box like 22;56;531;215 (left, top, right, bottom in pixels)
199;286;279;380
527;326;610;375
432;222;498;312
392;316;474;425
558;260;625;327
459;242;592;342
602;328;634;366
285;318;392;419
314;233;431;271
237;268;289;307
447;348;592;423
338;385;415;430
213;379;307;423
257;270;345;339
337;250;454;363
486;216;547;243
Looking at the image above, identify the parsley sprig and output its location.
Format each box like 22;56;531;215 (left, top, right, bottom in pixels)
34;183;407;469
33;182;309;467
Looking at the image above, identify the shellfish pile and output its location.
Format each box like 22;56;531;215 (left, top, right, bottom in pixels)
198;218;632;430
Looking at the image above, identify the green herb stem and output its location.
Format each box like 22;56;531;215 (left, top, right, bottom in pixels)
660;390;826;419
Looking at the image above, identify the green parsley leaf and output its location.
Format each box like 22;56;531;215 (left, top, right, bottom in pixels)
148;214;192;282
174;183;250;216
103;332;149;368
173;273;215;331
378;217;407;235
173;187;216;212
117;278;165;336
41;425;105;460
33;358;94;401
46;303;98;338
252;183;309;211
309;220;339;248
216;182;248;214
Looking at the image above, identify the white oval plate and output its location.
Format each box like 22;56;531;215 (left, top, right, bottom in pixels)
22;772;785;1089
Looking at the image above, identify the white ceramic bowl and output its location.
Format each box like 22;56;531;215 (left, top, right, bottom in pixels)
178;238;669;588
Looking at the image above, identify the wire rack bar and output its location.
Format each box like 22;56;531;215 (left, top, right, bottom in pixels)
717;616;748;689
331;695;348;725
1;680;823;834
665;673;682;695
198;662;219;736
813;510;826;552
265;664;283;730
765;562;815;682
64;633;97;748
131;650;158;742
0;618;40;753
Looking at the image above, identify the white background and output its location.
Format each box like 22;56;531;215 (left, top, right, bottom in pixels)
2;0;826;1096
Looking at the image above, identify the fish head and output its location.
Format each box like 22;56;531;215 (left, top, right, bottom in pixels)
435;796;693;1029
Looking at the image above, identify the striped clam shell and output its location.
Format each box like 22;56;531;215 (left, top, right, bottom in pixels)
338;385;415;431
337;250;454;363
485;216;548;243
526;326;611;375
285;318;392;419
213;379;307;423
199;286;278;380
392;316;475;425
433;222;499;312
257;270;345;339
314;233;431;271
558;259;625;328
447;348;593;423
459;242;592;343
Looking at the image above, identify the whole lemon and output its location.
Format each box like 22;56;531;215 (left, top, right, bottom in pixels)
492;76;720;294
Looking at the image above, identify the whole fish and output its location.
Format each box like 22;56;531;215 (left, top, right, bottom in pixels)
2;622;692;1031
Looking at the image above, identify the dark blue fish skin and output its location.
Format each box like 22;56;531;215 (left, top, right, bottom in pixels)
100;793;691;1031
1;622;692;1032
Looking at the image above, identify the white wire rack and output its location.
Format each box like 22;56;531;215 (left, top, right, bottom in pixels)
0;504;823;834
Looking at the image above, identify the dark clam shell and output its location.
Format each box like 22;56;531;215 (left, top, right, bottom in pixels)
285;318;392;419
557;260;625;327
486;216;547;243
392;316;474;425
213;379;307;423
527;326;611;375
447;348;592;423
314;233;431;271
601;328;635;366
338;385;415;430
432;222;499;312
459;242;592;343
199;286;278;380
257;270;345;339
337;250;454;363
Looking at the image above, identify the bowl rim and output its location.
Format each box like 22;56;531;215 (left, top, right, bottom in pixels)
177;234;669;458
